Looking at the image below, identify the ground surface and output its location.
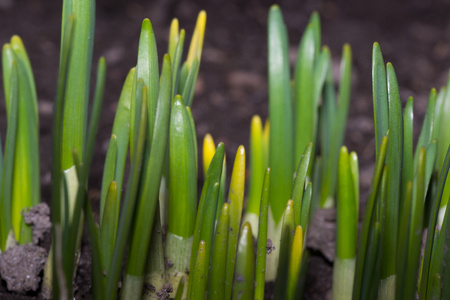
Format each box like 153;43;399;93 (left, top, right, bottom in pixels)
0;0;450;298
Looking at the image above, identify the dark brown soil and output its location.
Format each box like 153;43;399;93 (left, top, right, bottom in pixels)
23;203;52;245
1;0;450;298
0;244;47;294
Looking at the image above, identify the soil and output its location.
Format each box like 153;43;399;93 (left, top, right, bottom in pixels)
0;244;47;294
23;203;52;245
1;0;450;298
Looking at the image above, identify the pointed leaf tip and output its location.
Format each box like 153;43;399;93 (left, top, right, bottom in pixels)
270;4;281;11
238;145;245;155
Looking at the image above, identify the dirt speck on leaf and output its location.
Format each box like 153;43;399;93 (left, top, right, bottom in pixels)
0;244;47;294
144;282;156;296
156;283;173;300
266;239;275;255
164;256;174;270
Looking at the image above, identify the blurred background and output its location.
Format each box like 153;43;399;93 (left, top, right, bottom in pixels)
1;0;450;298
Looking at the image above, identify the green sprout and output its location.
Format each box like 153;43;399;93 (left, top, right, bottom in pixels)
0;35;40;250
5;1;450;299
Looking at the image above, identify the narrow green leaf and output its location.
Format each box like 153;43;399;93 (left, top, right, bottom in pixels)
319;51;337;208
141;203;165;300
4;37;40;243
294;24;315;167
100;181;118;273
164;94;197;297
287;225;303;300
375;164;390;299
82;175;105;300
299;182;313;235
173;277;185;300
100;68;133;222
50;14;74;298
101;135;117;222
138;18;159;145
168;18;179;62
424;140;437;197
419;145;450;299
190;240;207;300
61;0;95;170
436;73;450;175
360;222;381;300
395;180;413;300
336;44;352;149
85;57;106;174
336;146;357;260
232;222;255;300
381;62;402;281
191;143;224;261
106;83;148;300
185;106;198;173
255;168;271;300
294;250;310;300
224;145;246;300
51;12;74;225
2;44;14;111
309;12;321;60
188;182;220;297
188;143;224;296
372;43;389;155
0;61;18;250
125;55;171;289
439;84;450;210
171;30;185;100
181;58;199;107
353;135;388;299
183;11;206;106
275;199;295;299
402;97;414;210
313;47;329;111
185;10;206;69
349;152;359;216
426;224;446;299
203;133;216;177
291;142;312;226
403;147;426;300
432;87;446;145
178;62;189;97
429;274;441;300
443;196;450;298
263;120;270;180
247;115;265;217
218;157;227;221
168;96;197;238
209;202;229;300
268;4;294;224
333;146;358;300
64;57;106;296
10;36;38;112
70;149;99;297
66;57;107;249
414;89;436;171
